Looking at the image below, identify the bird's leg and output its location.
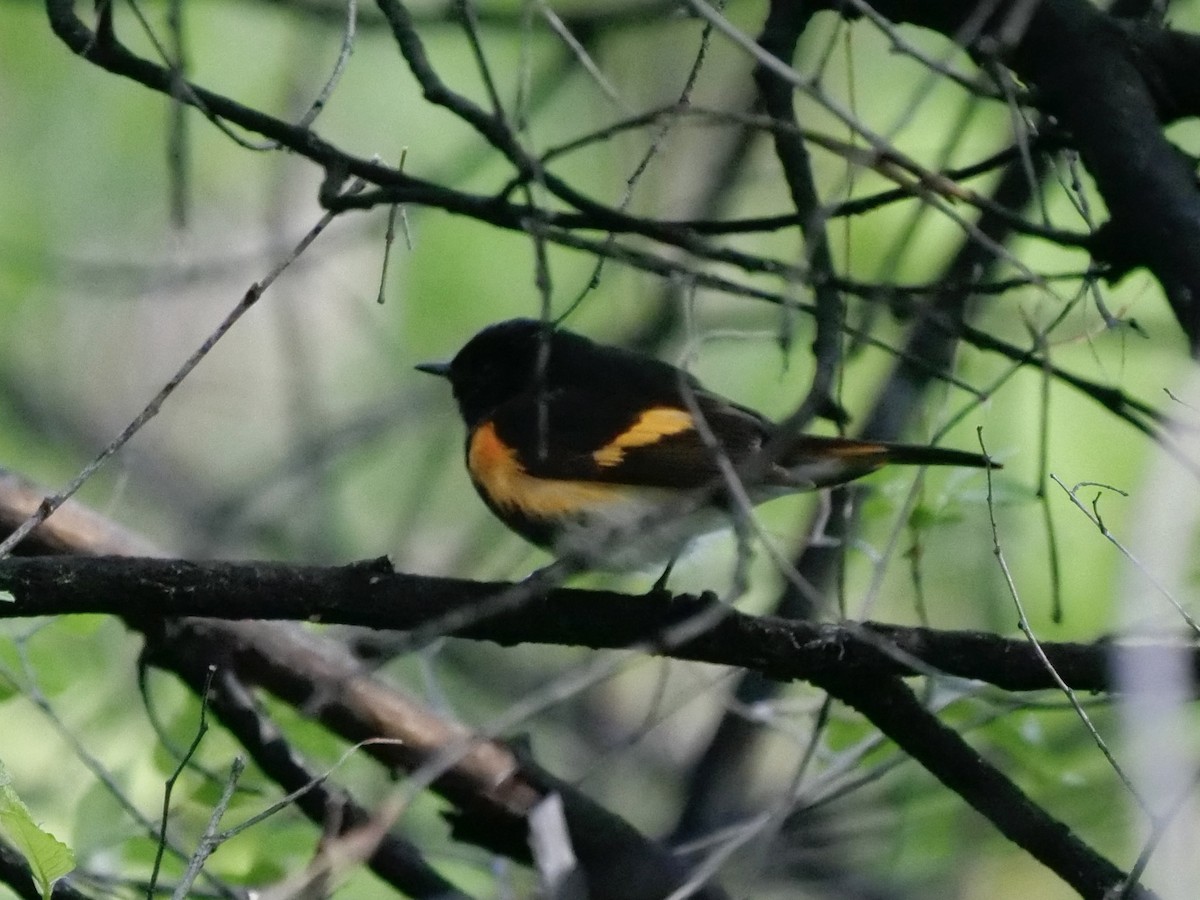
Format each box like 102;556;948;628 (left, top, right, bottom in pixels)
649;556;678;595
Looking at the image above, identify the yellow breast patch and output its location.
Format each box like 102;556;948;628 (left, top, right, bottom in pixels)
591;407;694;468
468;421;620;516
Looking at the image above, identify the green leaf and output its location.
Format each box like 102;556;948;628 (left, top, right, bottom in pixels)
0;761;75;899
0;590;13;603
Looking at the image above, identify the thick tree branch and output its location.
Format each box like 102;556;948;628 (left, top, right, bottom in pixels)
1116;20;1200;123
0;554;1194;695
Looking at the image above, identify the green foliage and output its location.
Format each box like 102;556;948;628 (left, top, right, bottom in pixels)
0;761;74;900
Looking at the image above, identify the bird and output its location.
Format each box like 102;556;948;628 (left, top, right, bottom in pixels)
417;318;998;571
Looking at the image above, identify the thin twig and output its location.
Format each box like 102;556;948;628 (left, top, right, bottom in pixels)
983;433;1149;814
0;183;363;559
148;667;216;899
294;0;359;130
1050;476;1200;635
171;757;246;900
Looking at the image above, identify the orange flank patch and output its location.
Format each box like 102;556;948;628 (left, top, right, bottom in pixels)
468;421;621;516
591;407;694;468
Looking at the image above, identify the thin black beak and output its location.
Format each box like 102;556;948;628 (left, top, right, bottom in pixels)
415;360;452;378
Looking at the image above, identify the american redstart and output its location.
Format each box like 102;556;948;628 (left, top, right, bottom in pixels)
417;319;998;569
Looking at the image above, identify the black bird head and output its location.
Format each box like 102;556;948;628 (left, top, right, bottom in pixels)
416;319;562;428
416;318;694;428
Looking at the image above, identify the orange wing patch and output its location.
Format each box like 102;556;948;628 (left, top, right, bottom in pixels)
468;421;621;516
591;407;695;469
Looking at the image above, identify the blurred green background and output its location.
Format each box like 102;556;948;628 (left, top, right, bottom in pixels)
3;0;1200;897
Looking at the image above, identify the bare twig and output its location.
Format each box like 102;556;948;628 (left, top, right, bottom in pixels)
0;186;361;559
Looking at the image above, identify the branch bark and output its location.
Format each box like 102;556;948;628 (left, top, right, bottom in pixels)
0;553;1191;695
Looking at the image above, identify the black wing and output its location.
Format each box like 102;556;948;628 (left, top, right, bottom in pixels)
489;387;773;489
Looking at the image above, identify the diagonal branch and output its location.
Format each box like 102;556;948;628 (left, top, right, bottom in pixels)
142;616;729;900
753;0;845;426
814;670;1155;899
814;0;1200;351
191;664;475;900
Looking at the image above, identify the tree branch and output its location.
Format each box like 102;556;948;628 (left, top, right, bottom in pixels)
814;670;1154;899
815;0;1200;350
141;615;729;900
754;0;845;425
190;664;474;900
0;554;1193;695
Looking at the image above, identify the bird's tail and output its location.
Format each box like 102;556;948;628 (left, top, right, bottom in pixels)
872;440;998;470
778;435;999;490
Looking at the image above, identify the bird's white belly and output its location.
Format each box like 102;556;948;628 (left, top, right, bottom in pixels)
551;487;738;570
